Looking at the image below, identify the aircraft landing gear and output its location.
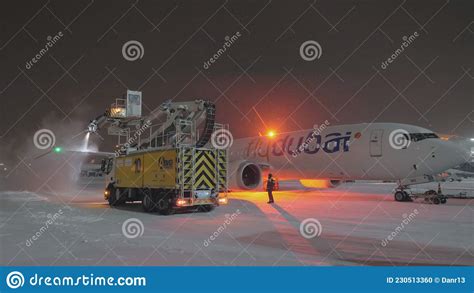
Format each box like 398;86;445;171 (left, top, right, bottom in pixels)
394;190;406;202
394;184;411;202
394;182;448;204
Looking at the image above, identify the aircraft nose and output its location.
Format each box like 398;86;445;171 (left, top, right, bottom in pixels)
438;140;470;167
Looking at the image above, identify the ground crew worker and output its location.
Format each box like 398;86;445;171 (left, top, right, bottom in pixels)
267;173;275;204
106;177;115;192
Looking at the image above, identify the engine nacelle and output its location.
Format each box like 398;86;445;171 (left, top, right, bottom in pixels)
235;162;262;190
299;179;342;188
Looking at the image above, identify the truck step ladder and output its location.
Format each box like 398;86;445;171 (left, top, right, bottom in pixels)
178;147;195;199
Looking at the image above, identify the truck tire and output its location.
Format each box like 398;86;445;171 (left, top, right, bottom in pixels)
109;188;124;206
142;189;157;212
157;196;173;215
432;197;440;205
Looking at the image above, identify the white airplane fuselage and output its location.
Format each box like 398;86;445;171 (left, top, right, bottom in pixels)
228;123;468;190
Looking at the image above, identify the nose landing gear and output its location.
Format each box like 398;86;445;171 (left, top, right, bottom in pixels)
394;190;410;201
394;182;448;204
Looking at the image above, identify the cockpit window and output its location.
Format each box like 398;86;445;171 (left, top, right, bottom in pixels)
409;133;439;142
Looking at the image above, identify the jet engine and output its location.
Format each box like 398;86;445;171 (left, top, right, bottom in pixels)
236;162;262;190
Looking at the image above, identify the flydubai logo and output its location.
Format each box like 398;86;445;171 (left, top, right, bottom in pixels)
246;131;357;162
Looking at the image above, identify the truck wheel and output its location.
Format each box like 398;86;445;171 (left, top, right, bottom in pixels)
157;196;173;215
142;190;157;212
394;191;405;202
441;198;447;204
109;188;124;206
432;197;440;205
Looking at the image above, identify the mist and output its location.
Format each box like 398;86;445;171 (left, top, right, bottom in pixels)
0;115;101;194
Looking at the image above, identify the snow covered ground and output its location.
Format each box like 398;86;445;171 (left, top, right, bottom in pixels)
0;181;472;266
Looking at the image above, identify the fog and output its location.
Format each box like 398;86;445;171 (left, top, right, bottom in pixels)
0;115;100;193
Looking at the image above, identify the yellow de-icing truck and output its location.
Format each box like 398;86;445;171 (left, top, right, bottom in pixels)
102;146;228;214
90;98;228;214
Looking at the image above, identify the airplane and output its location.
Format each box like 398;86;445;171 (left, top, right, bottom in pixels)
227;122;469;202
42;119;468;203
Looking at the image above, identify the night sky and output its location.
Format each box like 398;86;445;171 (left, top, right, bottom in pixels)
0;0;473;159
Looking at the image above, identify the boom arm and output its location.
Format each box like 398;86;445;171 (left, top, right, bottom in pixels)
136;100;216;149
86;98;217;152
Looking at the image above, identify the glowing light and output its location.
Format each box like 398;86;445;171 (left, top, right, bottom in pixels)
176;199;187;206
218;197;228;205
53;146;62;153
267;130;276;138
104;189;110;200
110;107;126;118
299;179;332;188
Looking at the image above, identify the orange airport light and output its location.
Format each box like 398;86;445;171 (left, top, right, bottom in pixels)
267;130;276;138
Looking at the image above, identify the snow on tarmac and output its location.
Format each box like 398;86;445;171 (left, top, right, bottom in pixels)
0;182;472;266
